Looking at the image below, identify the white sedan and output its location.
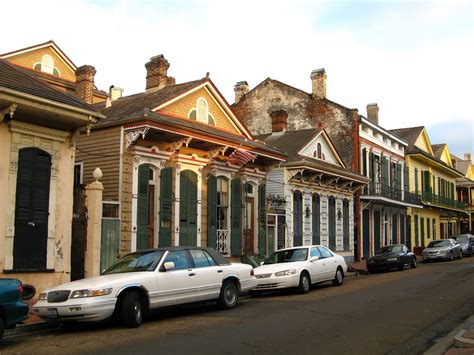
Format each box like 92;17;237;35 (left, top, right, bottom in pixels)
33;247;257;328
252;245;348;294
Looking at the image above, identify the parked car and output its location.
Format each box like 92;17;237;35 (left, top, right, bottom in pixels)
366;244;417;273
33;247;257;328
252;245;347;295
451;234;473;257
422;239;462;262
0;278;30;340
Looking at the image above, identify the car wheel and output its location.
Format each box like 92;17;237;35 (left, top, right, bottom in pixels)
217;280;239;309
121;291;143;328
449;252;454;261
0;317;4;341
411;257;417;269
297;272;311;294
332;267;344;286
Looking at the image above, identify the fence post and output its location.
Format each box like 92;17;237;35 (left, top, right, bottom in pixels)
85;168;104;278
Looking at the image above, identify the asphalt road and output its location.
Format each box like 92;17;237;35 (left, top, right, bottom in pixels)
2;258;474;355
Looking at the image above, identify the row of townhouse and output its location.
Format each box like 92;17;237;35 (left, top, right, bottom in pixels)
0;41;472;293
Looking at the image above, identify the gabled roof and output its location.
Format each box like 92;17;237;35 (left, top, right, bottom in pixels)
0;40;77;71
389;126;424;146
431;144;446;159
0;59;97;112
256;128;366;183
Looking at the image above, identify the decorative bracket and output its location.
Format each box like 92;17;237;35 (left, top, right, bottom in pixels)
325;177;339;186
341;181;354;188
205;146;228;159
168;137;192;153
286;169;305;182
126;127;150;149
70;129;81;147
1;104;18;122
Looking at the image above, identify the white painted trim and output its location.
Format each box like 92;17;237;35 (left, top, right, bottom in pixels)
360;117;408;146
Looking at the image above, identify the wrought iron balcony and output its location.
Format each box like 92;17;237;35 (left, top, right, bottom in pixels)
363;182;421;205
421;191;466;210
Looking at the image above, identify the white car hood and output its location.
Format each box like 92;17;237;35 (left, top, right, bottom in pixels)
254;262;305;275
44;272;154;292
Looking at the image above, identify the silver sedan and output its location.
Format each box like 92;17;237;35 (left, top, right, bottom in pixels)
422;238;462;262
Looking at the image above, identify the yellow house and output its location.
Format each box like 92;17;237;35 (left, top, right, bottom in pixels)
451;153;474;233
390;127;465;250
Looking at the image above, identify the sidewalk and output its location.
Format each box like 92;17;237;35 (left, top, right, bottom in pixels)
424;315;474;355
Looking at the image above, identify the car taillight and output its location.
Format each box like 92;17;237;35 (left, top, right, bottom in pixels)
250;269;255;277
18;282;23;295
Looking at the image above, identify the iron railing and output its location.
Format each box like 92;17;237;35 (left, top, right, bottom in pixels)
363;182;421;205
217;229;230;255
421;191;466;210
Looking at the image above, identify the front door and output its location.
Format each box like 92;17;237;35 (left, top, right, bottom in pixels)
13;148;51;271
137;164;151;251
159;168;173;247
244;197;255;253
179;170;197;246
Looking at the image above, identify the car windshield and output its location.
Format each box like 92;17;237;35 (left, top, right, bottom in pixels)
427;240;450;248
376;245;402;254
102;250;165;274
264;248;308;264
453;235;468;243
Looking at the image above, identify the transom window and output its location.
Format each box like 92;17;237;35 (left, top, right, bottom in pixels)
187;97;216;126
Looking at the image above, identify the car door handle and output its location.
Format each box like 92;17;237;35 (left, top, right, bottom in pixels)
188;273;196;277
217;270;223;273
28;221;35;226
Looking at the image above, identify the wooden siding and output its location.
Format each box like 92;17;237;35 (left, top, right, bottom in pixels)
267;169;284;197
75;126;122;201
159;87;240;134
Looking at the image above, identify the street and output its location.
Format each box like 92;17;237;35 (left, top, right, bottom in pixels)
2;258;474;355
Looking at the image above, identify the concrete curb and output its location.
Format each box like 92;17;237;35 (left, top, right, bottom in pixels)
453;328;474;348
423;315;474;355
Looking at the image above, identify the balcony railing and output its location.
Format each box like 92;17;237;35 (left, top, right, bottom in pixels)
217;229;230;255
363;182;421;205
421;191;466;210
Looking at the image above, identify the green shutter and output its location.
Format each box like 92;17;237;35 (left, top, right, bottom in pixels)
423;171;431;193
137;164;150;251
159;167;172;247
404;166;409;192
369;152;374;182
207;175;217;249
231;178;242;256
381;157;389;186
258;184;266;255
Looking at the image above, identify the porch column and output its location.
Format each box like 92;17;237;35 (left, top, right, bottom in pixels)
85;169;103;278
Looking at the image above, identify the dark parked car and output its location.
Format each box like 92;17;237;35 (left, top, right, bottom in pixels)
366;244;417;273
0;278;30;340
452;234;473;257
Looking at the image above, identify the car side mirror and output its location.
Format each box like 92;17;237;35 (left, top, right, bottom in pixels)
310;256;320;262
162;261;175;271
260;261;264;266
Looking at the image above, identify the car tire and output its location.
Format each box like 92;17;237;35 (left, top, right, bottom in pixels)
332;267;344;286
121;291;143;328
217;280;239;309
0;317;4;341
297;272;311;294
411;257;417;269
449;252;454;261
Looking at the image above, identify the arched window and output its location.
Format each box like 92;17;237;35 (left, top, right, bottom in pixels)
317;143;322;159
32;54;61;77
188;98;216;126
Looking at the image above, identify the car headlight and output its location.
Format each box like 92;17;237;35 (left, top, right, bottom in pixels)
70;288;113;298
387;258;398;262
38;292;47;301
275;269;297;277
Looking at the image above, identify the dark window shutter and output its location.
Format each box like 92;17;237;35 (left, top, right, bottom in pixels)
293;191;303;247
230;178;241;256
415;169;419;194
343;199;349;251
312;194;320;245
207;175;217;249
381;157;389;186
258;184;266;255
159;167;173;247
362;148;367;176
369;152;374;182
404;165;409;192
137;164;150;251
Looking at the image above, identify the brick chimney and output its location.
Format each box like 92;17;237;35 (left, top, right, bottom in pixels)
234;81;249;103
270;110;288;133
75;65;96;105
310;68;326;99
145;55;174;92
464;153;472;162
366;103;379;125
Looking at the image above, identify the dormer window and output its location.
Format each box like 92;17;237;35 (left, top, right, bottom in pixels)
33;54;60;77
187;97;216;126
312;143;325;160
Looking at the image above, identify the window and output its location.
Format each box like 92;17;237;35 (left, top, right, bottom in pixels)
188;98;216;125
33;54;61;77
317;246;333;259
163;250;192;270
310;247;321;258
217;177;229;230
189;249;216;268
74;162;83;185
317;143;322;159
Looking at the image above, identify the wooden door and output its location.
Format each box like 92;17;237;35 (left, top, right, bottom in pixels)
13;148;51;270
137;164;150;251
179;170;197;246
147;185;155;249
159;168;173;247
328;196;336;251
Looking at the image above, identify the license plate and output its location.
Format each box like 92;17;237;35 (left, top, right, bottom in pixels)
47;308;58;318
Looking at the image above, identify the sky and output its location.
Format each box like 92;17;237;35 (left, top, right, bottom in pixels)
2;0;473;158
